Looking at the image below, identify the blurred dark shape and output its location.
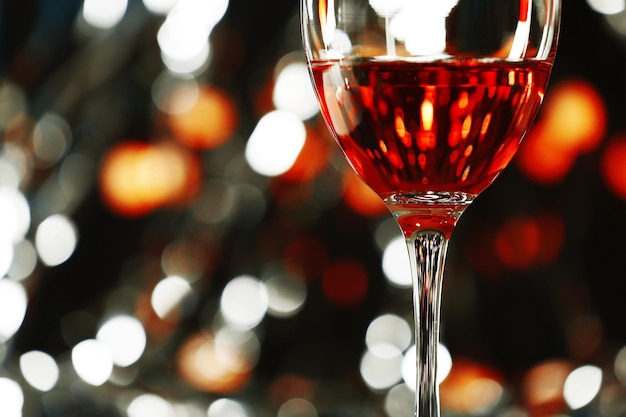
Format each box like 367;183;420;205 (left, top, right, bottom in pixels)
0;0;39;72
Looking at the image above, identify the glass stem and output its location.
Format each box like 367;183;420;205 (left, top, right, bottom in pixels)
407;229;448;417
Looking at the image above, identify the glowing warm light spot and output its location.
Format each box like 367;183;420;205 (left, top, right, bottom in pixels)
99;141;201;217
461;116;472;139
542;80;607;153
521;360;572;415
480;113;491;137
322;258;368;307
395;109;407;139
220;275;269;329
97;315;147;367
176;332;253;394
246;110;307;177
0;378;23;417
494;212;565;270
601;136;626;200
71;339;114;386
440;360;503;414
494;216;540;270
0;279;28;341
421;97;434;131
342;169;388;217
82;0;128;29
19;351;59;392
279;127;330;182
517;122;576;185
168;85;238;149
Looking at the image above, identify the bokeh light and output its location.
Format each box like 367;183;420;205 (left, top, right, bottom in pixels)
322;258;369;307
246;110;307;177
0;378;23;417
220;275;269;329
71;339;114;386
277;398;318;417
82;0;128;29
366;314;412;353
99;141;201;216
96;315;147;367
176;332;254;394
265;273;308;318
0;279;28;342
272;60;319;120
35;214;78;267
151;275;194;321
127;393;175;417
0;187;30;244
208;398;251;417
167;85;238;149
563;365;603;410
517;79;607;184
382;236;412;288
19;351;59;392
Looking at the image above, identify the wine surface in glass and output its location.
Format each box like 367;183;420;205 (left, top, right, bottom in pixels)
312;58;551;205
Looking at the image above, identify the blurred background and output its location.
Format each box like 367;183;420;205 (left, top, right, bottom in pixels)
0;0;625;416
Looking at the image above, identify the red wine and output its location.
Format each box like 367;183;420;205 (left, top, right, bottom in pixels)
311;58;552;202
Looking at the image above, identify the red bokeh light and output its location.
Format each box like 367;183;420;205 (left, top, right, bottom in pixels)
494;212;564;270
517;79;606;185
322;258;369;307
601;135;626;200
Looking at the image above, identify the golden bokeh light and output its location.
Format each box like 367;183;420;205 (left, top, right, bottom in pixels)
176;332;253;394
99;141;200;217
167;84;238;150
521;359;573;416
440;360;504;415
279;127;330;183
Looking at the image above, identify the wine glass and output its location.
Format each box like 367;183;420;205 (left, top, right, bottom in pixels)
301;0;560;415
